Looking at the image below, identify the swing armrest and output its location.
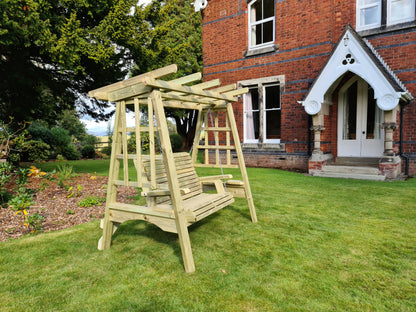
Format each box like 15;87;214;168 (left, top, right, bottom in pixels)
199;174;233;194
141;188;191;197
198;174;233;183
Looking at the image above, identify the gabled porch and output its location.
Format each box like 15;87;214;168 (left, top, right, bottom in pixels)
300;25;413;180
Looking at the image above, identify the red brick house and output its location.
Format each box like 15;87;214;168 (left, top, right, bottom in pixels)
195;0;416;179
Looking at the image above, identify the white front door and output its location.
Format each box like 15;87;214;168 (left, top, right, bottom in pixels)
338;77;384;157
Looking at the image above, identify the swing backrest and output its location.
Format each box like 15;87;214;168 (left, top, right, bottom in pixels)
142;152;203;204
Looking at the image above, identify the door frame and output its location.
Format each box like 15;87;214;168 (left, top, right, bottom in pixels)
337;76;384;157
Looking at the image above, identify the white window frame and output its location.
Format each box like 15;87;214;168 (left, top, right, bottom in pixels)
356;0;415;30
248;0;275;50
244;86;260;143
387;0;415;25
242;77;283;144
262;83;281;143
356;0;382;31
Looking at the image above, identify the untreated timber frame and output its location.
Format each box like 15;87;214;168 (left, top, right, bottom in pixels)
89;64;257;273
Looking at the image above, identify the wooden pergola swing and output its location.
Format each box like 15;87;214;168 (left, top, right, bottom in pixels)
89;64;257;273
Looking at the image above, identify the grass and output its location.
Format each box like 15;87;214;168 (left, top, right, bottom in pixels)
1;161;416;311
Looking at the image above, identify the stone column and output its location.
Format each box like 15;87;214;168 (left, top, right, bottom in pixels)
311;125;325;155
381;122;397;157
308;112;332;173
379;108;401;179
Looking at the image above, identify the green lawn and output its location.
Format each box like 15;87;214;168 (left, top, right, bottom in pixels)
1;160;416;311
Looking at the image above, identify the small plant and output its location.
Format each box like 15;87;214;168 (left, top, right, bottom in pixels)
9;189;35;230
56;164;76;188
66;209;75;215
78;196;106;207
27;166;46;179
67;184;82;198
56;154;65;161
26;213;44;233
0;162;12;207
16;167;30;186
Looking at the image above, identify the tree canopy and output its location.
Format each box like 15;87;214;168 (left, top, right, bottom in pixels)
0;0;151;124
135;0;203;149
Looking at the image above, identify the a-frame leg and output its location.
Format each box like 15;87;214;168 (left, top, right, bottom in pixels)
151;90;196;273
98;102;123;250
226;103;258;223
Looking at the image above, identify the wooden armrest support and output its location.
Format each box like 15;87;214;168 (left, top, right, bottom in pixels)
199;174;233;183
142;188;190;197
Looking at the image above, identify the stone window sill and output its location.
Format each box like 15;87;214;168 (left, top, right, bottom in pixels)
358;21;416;37
243;44;279;57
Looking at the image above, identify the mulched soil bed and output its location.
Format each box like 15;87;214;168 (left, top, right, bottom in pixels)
0;174;137;242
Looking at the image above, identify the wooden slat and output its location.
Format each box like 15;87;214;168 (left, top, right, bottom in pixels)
196;145;236;150
144;77;238;102
148;97;156;189
193;164;239;169
88;64;177;100
108;203;174;219
134;98;143;187
121;101;129;186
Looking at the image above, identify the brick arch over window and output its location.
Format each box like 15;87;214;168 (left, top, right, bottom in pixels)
300;25;412;115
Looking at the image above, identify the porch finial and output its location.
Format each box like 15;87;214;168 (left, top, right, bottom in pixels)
194;0;208;12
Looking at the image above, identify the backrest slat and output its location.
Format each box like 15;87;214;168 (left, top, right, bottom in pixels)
142;152;203;205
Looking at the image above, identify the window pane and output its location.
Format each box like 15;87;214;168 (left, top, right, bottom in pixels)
366;86;382;140
343;82;357;140
389;0;413;23
264;0;274;19
360;6;380;25
266;110;281;140
245;88;259;141
265;85;280;109
251;88;259;111
252;0;262;22
263;21;274;44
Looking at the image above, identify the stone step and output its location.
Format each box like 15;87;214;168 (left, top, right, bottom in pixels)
313;171;386;181
334;157;379;167
322;165;380;175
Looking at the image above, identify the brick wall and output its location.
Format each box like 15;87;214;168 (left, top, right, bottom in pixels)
201;0;416;176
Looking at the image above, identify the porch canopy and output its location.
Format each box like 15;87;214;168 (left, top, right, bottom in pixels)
300;25;413;115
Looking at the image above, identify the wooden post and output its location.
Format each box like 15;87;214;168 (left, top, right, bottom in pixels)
98;102;122;250
226;103;257;223
148;97;156;190
191;108;204;164
151;90;196;273
121;101;129;186
134;98;143;187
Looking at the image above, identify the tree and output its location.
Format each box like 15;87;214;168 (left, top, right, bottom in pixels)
0;0;151;125
133;0;203;149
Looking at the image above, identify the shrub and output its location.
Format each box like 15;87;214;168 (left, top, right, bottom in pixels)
81;145;95;159
100;146;112;156
128;132;151;153
62;144;81;160
170;133;183;152
51;127;71;153
22;140;50;162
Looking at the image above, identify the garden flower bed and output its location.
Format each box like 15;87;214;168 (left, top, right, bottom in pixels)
0;172;136;242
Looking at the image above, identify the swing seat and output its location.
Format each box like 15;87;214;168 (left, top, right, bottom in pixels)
141;152;234;231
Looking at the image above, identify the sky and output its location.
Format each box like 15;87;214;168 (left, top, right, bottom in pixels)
81;0;153;136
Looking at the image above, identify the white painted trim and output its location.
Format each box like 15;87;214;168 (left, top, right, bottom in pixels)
248;0;275;50
300;29;404;115
356;0;382;31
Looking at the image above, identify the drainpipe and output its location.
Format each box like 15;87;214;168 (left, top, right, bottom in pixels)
307;114;312;156
400;103;409;176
